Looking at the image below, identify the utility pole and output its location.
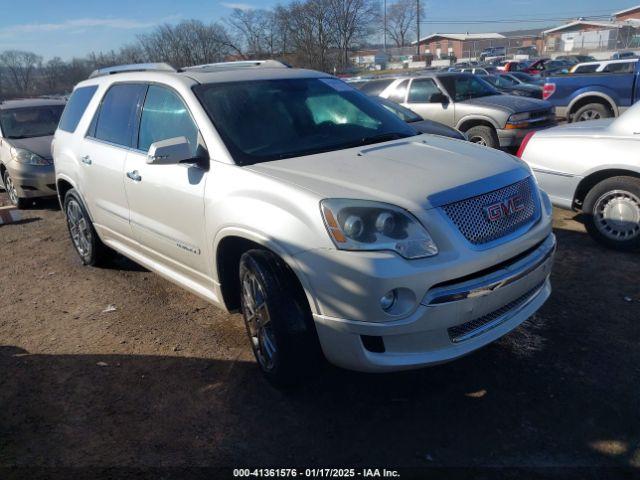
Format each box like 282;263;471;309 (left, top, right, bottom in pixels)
383;0;387;52
416;0;421;56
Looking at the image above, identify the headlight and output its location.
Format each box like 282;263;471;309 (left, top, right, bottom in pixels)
10;147;50;166
508;112;531;123
320;199;438;259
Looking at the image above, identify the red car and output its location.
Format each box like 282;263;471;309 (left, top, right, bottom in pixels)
523;59;551;75
498;61;526;72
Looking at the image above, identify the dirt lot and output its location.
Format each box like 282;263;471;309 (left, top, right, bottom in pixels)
0;189;639;476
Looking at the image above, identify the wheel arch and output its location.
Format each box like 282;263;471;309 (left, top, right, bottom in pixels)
213;228;319;315
55;175;95;222
567;93;618;120
456;116;500;132
574;168;640;208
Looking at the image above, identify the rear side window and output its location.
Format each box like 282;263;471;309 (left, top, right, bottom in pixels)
573;64;599;74
138;85;199;155
91;84;147;147
358;79;395;96
602;62;635;73
58;86;98;133
408;79;440;103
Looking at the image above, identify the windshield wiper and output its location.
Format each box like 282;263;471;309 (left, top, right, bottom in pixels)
358;132;414;146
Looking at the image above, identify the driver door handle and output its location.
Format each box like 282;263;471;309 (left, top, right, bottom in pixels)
126;170;142;182
80;155;92;165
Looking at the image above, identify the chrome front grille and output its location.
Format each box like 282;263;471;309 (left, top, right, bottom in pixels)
441;177;538;245
447;281;545;343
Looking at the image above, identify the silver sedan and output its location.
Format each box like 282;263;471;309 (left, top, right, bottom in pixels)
518;101;640;250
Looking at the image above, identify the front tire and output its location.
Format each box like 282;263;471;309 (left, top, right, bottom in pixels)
572;103;611;123
239;249;322;386
3;171;29;209
466;125;499;149
63;189;109;265
583;176;640;251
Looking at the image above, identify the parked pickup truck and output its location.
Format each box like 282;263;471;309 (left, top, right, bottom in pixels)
543;60;640;122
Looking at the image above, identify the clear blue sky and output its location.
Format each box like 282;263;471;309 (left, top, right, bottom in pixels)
0;0;637;59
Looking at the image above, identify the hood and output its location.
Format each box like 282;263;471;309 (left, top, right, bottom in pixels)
7;135;54;160
533;119;615;138
462;94;551;114
410;119;466;140
247;134;527;212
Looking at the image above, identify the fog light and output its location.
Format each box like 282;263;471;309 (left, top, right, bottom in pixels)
380;289;398;311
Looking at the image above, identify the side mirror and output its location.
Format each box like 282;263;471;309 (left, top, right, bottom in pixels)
430;92;449;104
147;137;193;165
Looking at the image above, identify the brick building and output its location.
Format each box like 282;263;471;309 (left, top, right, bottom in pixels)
413;30;543;60
614;5;640;22
542;5;640;54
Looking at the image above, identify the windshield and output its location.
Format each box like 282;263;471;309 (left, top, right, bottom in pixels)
494;75;518;87
0;105;64;139
374;97;422;123
439;75;499;101
194;78;417;165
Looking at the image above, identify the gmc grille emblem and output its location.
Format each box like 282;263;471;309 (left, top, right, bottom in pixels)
484;194;526;222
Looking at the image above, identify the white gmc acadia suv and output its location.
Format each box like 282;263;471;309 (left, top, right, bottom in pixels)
53;61;556;385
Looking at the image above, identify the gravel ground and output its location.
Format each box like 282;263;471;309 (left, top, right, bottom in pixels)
0;190;638;476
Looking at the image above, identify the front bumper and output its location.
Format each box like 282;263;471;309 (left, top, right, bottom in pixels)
4;162;56;198
497;124;554;148
302;232;555;372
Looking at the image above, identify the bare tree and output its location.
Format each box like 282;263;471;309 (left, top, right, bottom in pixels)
42;57;67;93
328;0;379;68
287;0;337;71
386;0;423;47
0;50;42;94
137;20;242;68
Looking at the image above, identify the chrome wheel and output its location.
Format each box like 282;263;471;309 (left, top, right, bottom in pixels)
469;135;488;146
593;190;640;241
241;271;277;371
4;174;19;206
66;199;93;258
578;110;601;122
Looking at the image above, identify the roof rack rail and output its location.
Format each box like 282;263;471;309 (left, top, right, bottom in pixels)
181;59;291;72
89;63;177;79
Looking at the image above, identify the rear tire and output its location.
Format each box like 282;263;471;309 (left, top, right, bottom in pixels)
572;103;611;123
239;249;322;386
3;171;29;209
63;189;110;266
583;176;640;251
465;125;499;149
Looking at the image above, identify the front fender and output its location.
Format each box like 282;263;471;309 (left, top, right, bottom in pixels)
212;226;322;314
456;114;502;131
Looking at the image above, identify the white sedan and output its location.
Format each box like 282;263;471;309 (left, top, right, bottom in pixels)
518;101;640;251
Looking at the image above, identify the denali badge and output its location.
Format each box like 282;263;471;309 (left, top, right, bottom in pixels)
484;194;525;222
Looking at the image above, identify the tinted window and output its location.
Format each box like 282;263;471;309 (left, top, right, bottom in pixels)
138;85;199;155
573;64;599;73
387;80;409;103
439;75;498;101
603;62;635;73
358;79;395;96
495;75;518;87
194;78;416;165
93;84;146;147
408;78;441;103
59;86;97;133
0;105;64;139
